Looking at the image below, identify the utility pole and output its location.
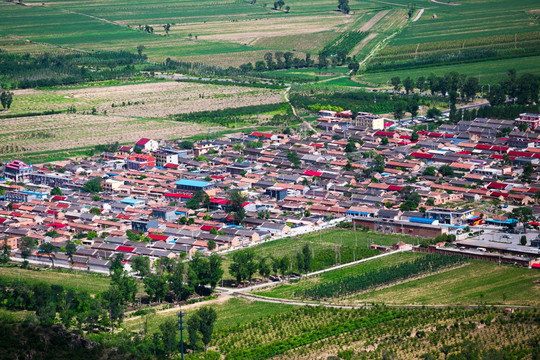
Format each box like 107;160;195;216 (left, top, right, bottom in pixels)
178;310;185;360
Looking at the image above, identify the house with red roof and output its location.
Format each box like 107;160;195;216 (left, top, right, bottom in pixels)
135;138;158;152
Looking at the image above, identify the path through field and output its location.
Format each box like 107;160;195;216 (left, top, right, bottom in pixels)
412;8;425;22
359;10;390;32
431;0;460;5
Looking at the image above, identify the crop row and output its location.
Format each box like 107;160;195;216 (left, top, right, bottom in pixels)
303;254;466;300
319;32;369;58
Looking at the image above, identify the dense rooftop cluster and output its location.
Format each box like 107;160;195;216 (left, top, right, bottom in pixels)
1;111;540;271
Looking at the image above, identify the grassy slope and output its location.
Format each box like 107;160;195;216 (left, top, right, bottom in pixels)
0;266;110;294
353;261;540;306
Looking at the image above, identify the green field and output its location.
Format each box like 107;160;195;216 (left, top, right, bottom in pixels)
255;251;423;299
124;297;294;335
222;229;416;280
353;260;540;306
0;266;110;294
358;55;540;86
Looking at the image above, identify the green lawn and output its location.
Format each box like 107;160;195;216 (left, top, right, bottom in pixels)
255;251;424;299
358;55;540;86
0;266;110;294
353;261;540;306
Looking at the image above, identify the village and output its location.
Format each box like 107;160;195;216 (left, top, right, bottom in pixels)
1;110;540;274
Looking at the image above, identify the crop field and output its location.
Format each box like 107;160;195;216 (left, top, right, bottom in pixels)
0;266;110;295
0;79;283;159
0;0;396;66
357;54;540;86
213;306;539;360
368;0;540;70
352;260;540;306
255;251;423;299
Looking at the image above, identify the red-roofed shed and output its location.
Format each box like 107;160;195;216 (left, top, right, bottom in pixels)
304;170;323;177
117;246;136;253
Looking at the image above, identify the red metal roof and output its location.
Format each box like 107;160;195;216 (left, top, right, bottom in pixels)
374;131;395;137
488;182;508;189
200;225;221;231
490;192;509;197
9;212;22;217
211;175;226;180
387;185;403;191
136;138;151;146
117;246;136;252
46;223;67;229
116;214;131;219
310;143;324;148
210;198;229;205
508;151;533;157
475;144;492;150
531;263;540;269
51;196;67;201
304;170;323;177
400;135;411;140
56;203;69;208
164;163;179;168
148;234;168;241
46;210;59;215
410;152;434;159
165;193;193;199
457;151;471;155
491;146;509;152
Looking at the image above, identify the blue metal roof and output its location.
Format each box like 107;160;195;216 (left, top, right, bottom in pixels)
409;217;437;224
175;179;211;187
121;198;144;205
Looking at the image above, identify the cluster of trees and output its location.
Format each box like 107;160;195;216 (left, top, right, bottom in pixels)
0;90;13;109
172;103;286;126
272;0;290;12
452;103;539;123
239;52;315;72
337;0;350;14
304;254;466;299
487;69;539;106
319;32;367;66
399;186;422;211
229;245;312;284
0;51;142;90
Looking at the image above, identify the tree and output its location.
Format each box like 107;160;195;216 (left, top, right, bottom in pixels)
89;207;101;215
287;150;301;167
207;239;217;251
463;77;479;102
520;235;527;246
197;307;217;352
163;23;171;35
427;107;442;119
381;136;389;146
423;166;436;176
391;76;401;91
179;140;194;149
132;255;151;277
83;178;102;193
416;77;426;92
144;274;167;302
0;240;10;264
337;0;350;14
20;237;36;265
187;312;202;351
102;285;125;332
159;317;178;355
65;240;77;266
407;97;419;119
403;77;414;94
50;187;62;196
438;165;455;177
168;260;193;301
0;91;13;110
510;207;534;234
228;189;248;224
264;52;274;69
487;83;506;106
208;253;224;290
345;141;357;152
39;242;57;268
393;101;407;120
136;45;145;57
302;243;311;273
411;131;419;142
258;257;272;279
229;248;258;284
278;255;289;277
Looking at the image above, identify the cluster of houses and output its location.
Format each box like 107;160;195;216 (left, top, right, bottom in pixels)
1;111;540;272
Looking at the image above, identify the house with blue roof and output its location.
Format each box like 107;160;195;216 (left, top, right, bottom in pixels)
175;179;215;192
